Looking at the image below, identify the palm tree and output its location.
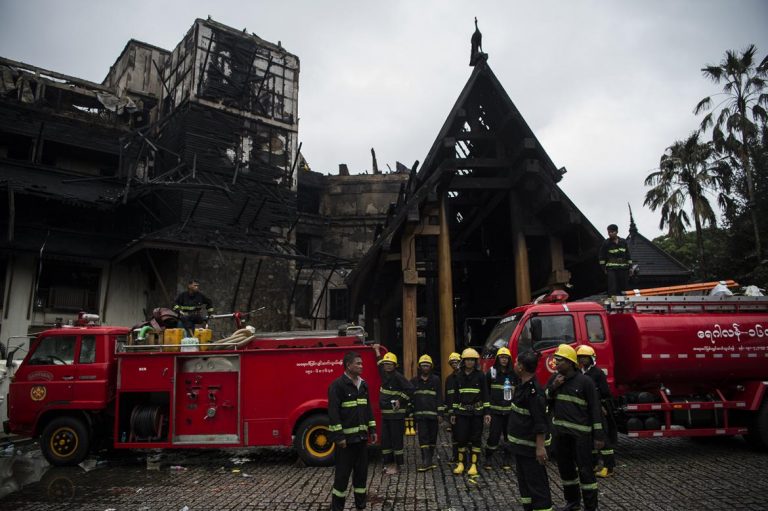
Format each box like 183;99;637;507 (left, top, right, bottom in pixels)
644;132;732;277
694;44;768;260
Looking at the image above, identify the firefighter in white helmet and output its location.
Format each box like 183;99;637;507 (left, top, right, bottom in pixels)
484;346;517;470
410;354;442;471
577;345;616;478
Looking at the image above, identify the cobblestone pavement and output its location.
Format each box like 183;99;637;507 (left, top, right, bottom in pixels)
1;429;767;511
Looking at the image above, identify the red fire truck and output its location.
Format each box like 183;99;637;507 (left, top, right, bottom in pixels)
4;321;382;466
480;290;768;448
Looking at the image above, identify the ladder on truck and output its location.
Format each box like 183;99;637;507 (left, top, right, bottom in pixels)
611;280;768;314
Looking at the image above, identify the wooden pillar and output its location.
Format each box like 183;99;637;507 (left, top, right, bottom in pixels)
510;192;531;305
401;225;418;379
438;195;456;388
548;236;571;288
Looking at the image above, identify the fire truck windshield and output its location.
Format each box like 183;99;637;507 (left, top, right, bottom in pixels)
482;314;520;356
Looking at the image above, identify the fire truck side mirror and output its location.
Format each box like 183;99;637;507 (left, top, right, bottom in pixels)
530;318;542;346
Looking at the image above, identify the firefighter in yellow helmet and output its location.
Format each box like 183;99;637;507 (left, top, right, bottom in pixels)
444;351;462;463
484;346;517;470
451;348;490;481
546;344;604;511
372;344;413;475
577;345;616;478
410;354;442;471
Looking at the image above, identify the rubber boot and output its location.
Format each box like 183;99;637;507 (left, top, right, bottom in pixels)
453;450;465;474
467;452;478;476
427;447;437;470
417;449;428;472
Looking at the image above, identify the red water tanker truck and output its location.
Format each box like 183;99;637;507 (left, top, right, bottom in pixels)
4;320;382;466
480;291;768;448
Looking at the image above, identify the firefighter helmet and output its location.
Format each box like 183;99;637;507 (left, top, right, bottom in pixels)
461;348;480;359
553;344;578;365
496;347;512;358
448;352;462;362
576;345;596;357
378;352;398;366
418;354;433;366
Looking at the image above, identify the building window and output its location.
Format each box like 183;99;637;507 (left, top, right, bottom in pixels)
294;284;312;318
329;288;349;320
36;260;100;312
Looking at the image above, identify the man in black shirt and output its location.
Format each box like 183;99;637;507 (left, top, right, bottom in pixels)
173;279;214;334
508;350;552;511
598;224;632;296
547;344;604;511
328;351;377;511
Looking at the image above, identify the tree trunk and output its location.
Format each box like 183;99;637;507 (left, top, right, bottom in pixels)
693;212;706;279
738;116;762;260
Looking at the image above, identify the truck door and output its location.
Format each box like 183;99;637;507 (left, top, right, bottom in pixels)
514;313;577;386
9;334;78;431
580;313;615;392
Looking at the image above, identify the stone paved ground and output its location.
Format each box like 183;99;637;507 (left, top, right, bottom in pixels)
1;429;767;511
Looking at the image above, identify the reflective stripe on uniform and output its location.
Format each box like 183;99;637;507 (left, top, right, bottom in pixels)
357;398;368;405
459;388;480;394
581;482;598;490
353;487;366;494
562;478;580;486
507;435;536;447
556;394;587;407
414;411;438;417
553;419;592;433
341;400;358;408
600;449;614;455
329;424;342;432
520;497;532;504
489;404;512;412
510;403;530;415
332;488;348;498
414;389;437;395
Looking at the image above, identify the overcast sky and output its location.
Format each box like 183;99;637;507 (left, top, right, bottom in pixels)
2;0;767;238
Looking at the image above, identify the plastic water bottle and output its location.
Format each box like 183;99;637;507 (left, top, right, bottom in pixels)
503;377;512;401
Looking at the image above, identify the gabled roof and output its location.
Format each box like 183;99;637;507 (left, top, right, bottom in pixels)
626;214;691;279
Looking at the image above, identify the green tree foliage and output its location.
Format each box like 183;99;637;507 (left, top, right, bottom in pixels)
644;132;732;278
695;44;768;259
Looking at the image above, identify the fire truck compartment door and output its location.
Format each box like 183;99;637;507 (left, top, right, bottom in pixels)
173;355;241;444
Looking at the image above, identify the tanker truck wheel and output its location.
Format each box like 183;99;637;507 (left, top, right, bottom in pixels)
41;416;91;466
745;399;768;450
294;414;335;467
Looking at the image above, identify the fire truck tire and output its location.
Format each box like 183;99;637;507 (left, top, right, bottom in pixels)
745;398;768;450
40;416;91;466
294;414;335;467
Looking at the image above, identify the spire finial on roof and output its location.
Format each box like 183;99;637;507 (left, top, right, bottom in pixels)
470;17;487;66
628;203;638;236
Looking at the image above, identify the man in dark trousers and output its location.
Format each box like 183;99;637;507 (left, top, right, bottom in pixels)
328;351;377;511
547;344;605;511
372;344;413;475
484;346;516;470
508;350;552;511
577;345;617;478
598;224;632;296
173;279;214;334
444;351;462;464
411;354;442;472
451;348;490;481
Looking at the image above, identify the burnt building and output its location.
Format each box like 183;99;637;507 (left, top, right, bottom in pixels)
346;56;691;379
0;18;404;341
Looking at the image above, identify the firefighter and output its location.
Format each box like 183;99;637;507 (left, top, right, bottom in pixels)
508;350;552;511
450;348;490;480
173;279;214;334
546;344;604;511
484;346;517;470
328;351;377;511
598;223;632;296
372;344;413;475
444;351;462;463
577;345;617;478
411;354;442;472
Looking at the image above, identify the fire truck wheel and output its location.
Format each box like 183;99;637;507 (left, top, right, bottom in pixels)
745;398;768;450
294;414;335;467
41;416;91;466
